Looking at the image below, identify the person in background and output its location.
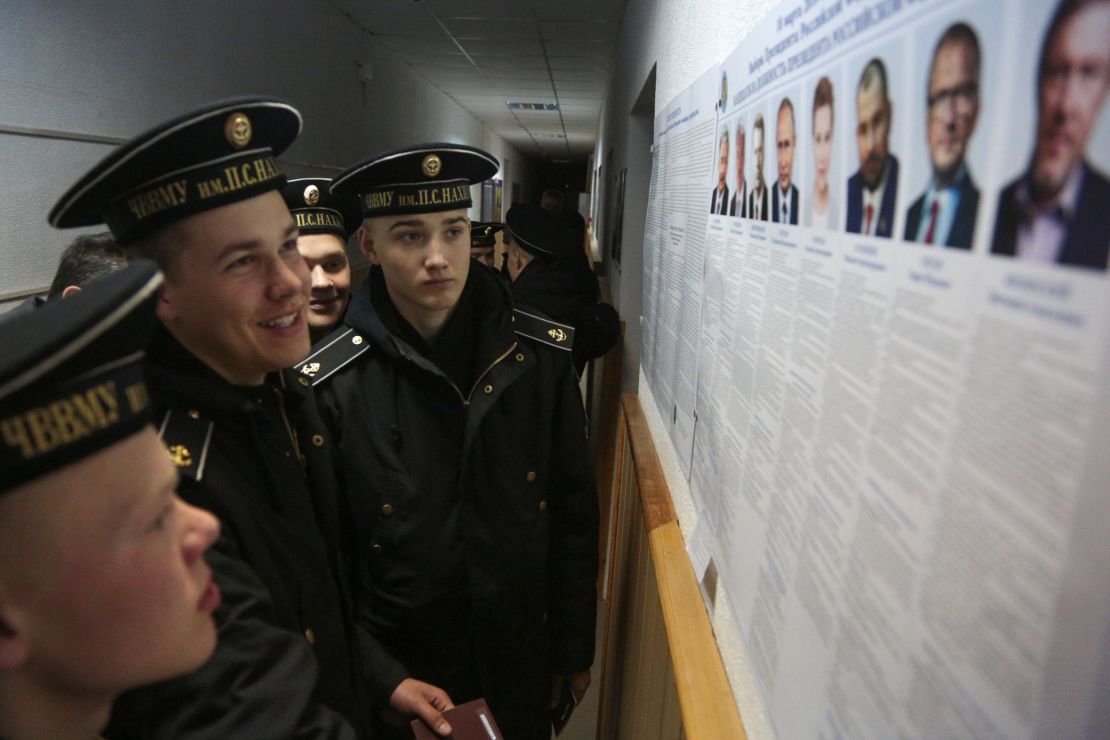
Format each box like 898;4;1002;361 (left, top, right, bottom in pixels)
806;77;838;229
541;187;587;248
49;96;369;738
0;262;221;740
300;143;599;740
48;231;128;299
282;177;362;343
1;231;126;320
506;203;619;376
905;23;982;248
991;0;1110;269
469;221;505;269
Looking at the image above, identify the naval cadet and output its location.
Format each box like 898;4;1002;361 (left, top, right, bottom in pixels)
0;262;222;740
299;144;599;740
48;97;368;738
505;203;619;376
282;177;363;343
468;221;504;269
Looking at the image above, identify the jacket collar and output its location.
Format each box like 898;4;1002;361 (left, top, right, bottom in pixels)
145;325;305;416
346;265;516;373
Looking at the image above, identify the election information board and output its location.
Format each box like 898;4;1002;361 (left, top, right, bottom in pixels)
640;1;1110;738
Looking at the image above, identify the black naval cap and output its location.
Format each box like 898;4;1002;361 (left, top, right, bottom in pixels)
331;143;499;219
0;261;163;494
49;96;302;245
506;203;575;258
470;221;506;248
282;177;362;238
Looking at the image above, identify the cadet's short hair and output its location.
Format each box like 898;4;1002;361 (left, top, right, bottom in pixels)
125;223;185;279
48;232;127;300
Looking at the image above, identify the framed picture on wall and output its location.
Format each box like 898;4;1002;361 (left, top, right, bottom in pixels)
611;167;627;265
480;180;493;221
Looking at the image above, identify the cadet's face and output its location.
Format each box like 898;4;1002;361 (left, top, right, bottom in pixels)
777;105;796;190
297;233;351;334
856;80;892;190
0;429;220;699
1034;4;1110;200
470;246;495;268
927;40;980;179
360;210;471;333
156;192;310;385
813;104;834;190
540;195;563;214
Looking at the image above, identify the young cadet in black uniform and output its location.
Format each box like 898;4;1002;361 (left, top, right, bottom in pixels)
0;263;222;739
504;204;619;376
48;97;368;738
282;178;363;344
298;144;599;740
468;221;504;269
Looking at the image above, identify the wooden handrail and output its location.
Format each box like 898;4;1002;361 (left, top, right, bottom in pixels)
622;394;676;532
620;393;747;740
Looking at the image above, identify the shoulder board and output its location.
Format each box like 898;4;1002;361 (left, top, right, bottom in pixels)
158;408;214;482
512;308;574;351
294;326;371;386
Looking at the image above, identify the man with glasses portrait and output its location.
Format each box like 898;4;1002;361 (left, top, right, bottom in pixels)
905;22;982;248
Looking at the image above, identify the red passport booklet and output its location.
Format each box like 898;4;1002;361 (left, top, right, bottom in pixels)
411;698;504;740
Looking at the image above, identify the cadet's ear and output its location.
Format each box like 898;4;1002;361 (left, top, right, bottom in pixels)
358;226;380;266
154;281;178;323
0;595;31;671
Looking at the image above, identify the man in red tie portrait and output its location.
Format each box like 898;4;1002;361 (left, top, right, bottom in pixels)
846;57;900;237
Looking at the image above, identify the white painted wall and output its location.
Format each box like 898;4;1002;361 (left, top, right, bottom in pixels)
594;1;779;738
0;0;534;302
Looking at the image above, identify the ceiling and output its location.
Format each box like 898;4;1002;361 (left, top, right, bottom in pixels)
328;0;626;161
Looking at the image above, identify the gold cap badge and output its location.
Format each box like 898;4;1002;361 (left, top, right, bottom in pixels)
303;184;320;206
167;444;193;468
422;154;443;178
548;328;567;343
225;112;252;149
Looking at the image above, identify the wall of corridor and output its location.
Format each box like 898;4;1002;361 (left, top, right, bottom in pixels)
0;0;535;305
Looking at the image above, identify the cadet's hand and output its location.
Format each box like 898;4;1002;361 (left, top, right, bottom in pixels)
550;670;592;708
385;678;454;736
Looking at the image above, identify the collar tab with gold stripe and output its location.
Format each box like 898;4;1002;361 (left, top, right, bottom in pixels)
293;326;372;386
511;308;574;351
157;408;214;482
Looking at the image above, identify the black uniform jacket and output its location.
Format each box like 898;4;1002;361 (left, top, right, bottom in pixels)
310;266;598;738
510;254;618;375
106;329;367;739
